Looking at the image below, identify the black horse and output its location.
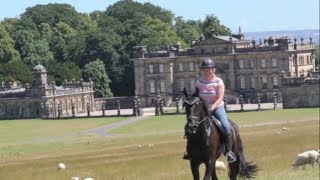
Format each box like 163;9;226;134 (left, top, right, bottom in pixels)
183;88;258;180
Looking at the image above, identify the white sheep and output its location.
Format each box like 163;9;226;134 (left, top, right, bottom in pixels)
84;178;94;180
215;160;227;171
292;150;320;170
71;177;80;180
57;163;66;170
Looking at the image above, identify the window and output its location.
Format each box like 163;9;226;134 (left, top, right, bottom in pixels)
249;60;254;68
299;56;304;65
250;77;255;89
190;79;195;91
149;64;154;73
261;59;266;68
179;79;185;91
189;63;194;71
307;56;309;64
159;64;164;73
240;77;245;89
239;60;244;69
262;76;268;89
149;80;155;93
272;58;277;67
178;63;183;72
273;76;278;87
160;80;165;93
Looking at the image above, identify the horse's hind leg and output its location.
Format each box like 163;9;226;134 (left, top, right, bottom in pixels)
190;160;200;180
228;161;240;180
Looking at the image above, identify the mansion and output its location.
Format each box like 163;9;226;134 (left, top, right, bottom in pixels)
131;29;316;107
0;64;94;119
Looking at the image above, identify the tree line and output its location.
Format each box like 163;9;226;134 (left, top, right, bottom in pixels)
0;0;247;98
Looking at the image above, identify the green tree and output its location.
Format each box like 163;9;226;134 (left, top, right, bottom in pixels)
49;61;81;85
0;60;31;84
201;14;231;38
82;59;113;98
0;24;21;64
174;16;201;46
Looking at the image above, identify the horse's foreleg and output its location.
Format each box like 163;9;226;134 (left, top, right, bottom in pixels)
203;159;217;180
190;160;200;180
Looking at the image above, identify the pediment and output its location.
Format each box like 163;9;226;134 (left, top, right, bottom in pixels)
193;36;233;47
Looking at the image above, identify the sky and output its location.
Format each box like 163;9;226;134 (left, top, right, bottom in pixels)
0;0;319;32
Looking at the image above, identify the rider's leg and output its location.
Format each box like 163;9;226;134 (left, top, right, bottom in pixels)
212;107;236;163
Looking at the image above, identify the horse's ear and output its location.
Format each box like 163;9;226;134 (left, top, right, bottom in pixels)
193;87;199;97
183;87;188;97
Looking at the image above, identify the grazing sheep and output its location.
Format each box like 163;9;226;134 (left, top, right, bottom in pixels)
71;177;80;180
84;178;94;180
215;160;227;171
292;150;320;170
57;163;66;170
281;127;289;131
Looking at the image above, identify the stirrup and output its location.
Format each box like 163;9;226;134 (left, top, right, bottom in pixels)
226;151;236;163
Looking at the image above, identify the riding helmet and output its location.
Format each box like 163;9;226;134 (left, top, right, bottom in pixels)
201;58;215;69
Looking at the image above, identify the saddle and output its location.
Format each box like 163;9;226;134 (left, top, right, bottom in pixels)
211;115;225;137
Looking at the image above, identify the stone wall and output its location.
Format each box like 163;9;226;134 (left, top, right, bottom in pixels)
280;76;319;108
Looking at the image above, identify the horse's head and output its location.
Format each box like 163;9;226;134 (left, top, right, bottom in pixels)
183;87;210;134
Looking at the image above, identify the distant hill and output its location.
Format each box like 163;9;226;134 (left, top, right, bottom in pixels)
244;29;319;45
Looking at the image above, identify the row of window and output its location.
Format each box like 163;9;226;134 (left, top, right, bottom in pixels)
148;79;196;94
239;76;279;89
239;59;277;69
148;63;195;74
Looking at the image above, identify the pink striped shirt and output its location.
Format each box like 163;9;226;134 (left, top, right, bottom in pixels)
196;76;224;110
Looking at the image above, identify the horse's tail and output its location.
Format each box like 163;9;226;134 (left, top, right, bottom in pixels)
237;139;259;179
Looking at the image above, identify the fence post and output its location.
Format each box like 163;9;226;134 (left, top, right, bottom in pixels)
58;104;61;119
240;95;244;111
224;96;227;112
133;98;138;116
87;102;90;117
176;97;180;114
273;93;277;110
257;93;261;111
72;102;75;117
160;99;164;115
137;99;142;116
117;100;120;116
155;98;160;116
102;102;106;116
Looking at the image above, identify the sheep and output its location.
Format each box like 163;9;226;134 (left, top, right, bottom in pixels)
84;178;94;180
57;163;66;170
292;150;320;170
71;177;80;180
215;160;227;171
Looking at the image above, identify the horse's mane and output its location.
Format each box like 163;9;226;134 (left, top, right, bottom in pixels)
197;96;211;117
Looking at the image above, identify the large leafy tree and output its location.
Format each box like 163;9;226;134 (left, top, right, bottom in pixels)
201;14;231;38
0;60;31;83
82;59;113;98
0;24;21;64
174;16;202;46
21;3;84;29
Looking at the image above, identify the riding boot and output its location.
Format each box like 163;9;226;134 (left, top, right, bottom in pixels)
224;134;236;163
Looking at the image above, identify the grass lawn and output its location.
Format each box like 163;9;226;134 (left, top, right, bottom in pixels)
0;108;319;180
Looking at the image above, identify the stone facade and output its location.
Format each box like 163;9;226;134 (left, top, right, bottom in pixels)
0;64;94;119
131;31;316;107
280;69;320;108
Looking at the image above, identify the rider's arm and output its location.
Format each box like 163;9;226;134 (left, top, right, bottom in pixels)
211;81;225;109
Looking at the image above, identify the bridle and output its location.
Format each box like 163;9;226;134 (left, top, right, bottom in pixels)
184;97;210;134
